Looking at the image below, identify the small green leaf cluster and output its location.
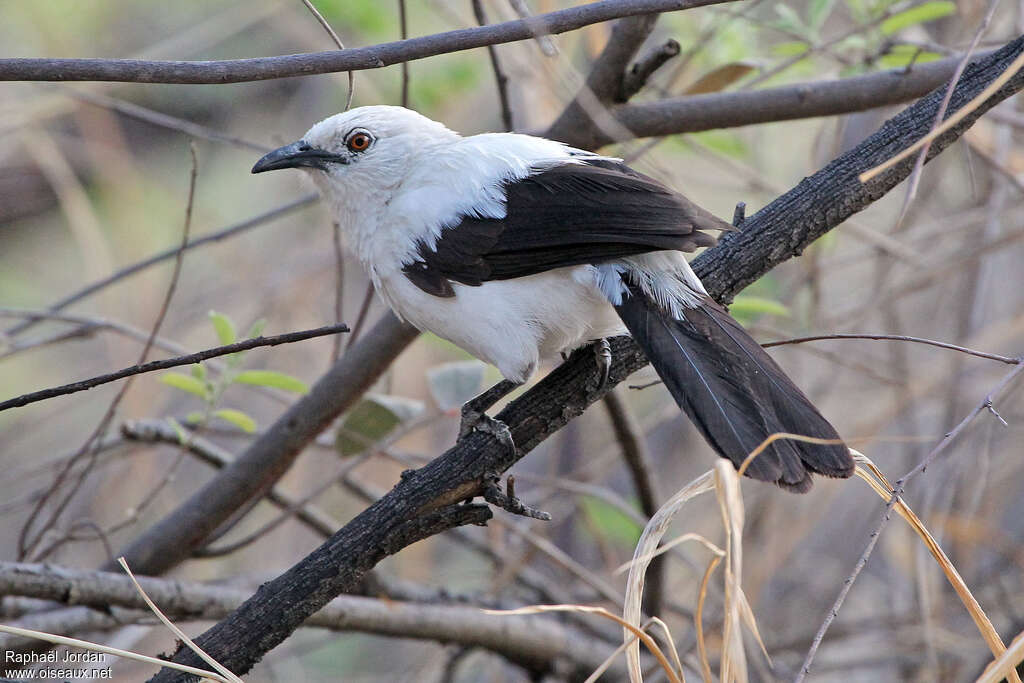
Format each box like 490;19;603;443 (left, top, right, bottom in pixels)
159;311;308;436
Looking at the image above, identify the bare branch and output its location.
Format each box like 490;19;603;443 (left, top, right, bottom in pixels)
558;47;1003;148
0;0;731;84
0;324;349;413
618;38;680;101
762;333;1019;365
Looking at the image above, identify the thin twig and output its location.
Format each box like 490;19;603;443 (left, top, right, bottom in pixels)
64;88;270;151
0;323;349;413
472;0;514;130
762;332;1019;364
796;360;1024;681
331;223;345;364
345;283;375;350
893;0;1000;226
300;0;354;109
399;0;410;107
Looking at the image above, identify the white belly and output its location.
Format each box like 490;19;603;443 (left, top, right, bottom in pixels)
376;265;624;383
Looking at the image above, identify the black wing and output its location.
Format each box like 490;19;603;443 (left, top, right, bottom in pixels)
403;160;732;298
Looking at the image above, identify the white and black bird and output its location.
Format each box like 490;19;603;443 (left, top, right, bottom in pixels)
253;105;853;492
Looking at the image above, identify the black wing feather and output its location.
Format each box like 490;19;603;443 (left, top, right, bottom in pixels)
613;280;853;492
403;160;730;294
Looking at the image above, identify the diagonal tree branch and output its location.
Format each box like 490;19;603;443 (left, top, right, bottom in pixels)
149;32;1024;683
0;0;731;84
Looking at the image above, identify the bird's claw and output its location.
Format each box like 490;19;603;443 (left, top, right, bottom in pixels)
482;474;551;521
460;412;517;457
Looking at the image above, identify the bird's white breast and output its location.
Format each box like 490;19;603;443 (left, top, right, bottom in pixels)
374;264;624;383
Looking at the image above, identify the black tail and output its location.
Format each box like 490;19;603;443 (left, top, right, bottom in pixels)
613;282;853;492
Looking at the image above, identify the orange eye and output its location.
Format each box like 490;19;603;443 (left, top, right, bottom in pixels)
347;132;372;152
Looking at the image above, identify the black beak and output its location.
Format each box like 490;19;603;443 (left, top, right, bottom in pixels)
251;141;347;173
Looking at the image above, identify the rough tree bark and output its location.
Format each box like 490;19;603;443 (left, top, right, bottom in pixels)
149;33;1024;683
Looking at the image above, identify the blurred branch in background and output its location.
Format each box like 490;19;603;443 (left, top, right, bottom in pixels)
0;0;732;83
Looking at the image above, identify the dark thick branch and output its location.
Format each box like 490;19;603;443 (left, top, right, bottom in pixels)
0;0;729;84
151;31;1024;683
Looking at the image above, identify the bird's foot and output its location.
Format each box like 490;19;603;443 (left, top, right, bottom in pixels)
461;412;517;457
482;473;551;521
592;338;612;395
458;378;521;445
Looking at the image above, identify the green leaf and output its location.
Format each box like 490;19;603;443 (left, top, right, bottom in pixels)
772;41;811;57
190;363;206;381
878;45;943;68
209;310;236;346
214;408;257;433
426;361;486;411
728;296;791;325
335;394;425;457
881;1;955;35
160;372;209;399
233;370;309;394
184;411;206;425
579;496;643;548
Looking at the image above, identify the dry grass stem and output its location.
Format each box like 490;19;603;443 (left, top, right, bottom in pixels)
0;622;229;682
976;627;1024;683
118;557;243;683
860;50;1024;183
624;470;716;679
482;604;682;683
851;452;1019;683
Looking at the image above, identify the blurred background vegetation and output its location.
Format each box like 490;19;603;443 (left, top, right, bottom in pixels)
2;0;1023;681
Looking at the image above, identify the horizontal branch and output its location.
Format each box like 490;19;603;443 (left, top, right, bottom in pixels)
0;323;349;412
0;562;625;677
151;33;1024;681
566;48;998;148
762;333;1019;364
0;0;730;84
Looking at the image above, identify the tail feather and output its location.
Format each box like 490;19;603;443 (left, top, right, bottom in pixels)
613;281;853;492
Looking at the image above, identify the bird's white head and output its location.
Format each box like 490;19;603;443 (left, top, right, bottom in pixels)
252;105;459;204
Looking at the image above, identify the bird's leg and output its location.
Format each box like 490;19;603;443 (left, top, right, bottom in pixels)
481;474;551;521
591;338;613;395
458;379;521;453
